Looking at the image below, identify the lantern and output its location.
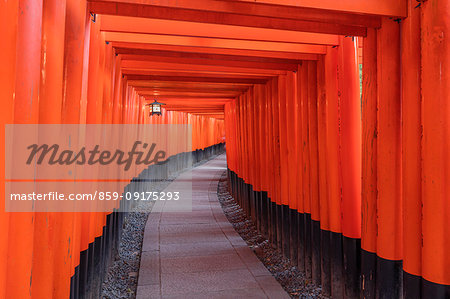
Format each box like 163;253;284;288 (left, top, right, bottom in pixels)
146;99;166;116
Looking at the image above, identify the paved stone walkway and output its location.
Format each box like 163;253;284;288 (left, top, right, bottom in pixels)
137;154;289;299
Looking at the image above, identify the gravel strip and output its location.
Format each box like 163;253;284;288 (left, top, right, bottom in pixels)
101;156;220;299
217;172;330;299
101;175;176;299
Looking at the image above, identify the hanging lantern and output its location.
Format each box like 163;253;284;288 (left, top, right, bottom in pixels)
146;99;166;116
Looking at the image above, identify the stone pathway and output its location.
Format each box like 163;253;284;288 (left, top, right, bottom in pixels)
137;154;290;299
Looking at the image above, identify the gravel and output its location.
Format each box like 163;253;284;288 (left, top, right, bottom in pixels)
216;172;330;299
101;176;174;299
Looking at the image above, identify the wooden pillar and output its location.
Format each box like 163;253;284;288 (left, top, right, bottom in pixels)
294;64;305;274
361;27;378;299
307;61;321;286
102;42;114;124
278;75;289;207
258;84;269;238
271;77;283;249
338;36;362;298
339;36;362;242
324;46;344;298
112;55;123;124
86;15;102;124
6;0;43;297
286;72;298;264
251;85;261;229
376;17;403;298
61;0;86;124
421;0;450;295
61;1;87;297
32;0;68;297
401;0;422;296
300;62;312;279
0;1;19;297
317;55;331;296
265;80;276;244
277;74;290;257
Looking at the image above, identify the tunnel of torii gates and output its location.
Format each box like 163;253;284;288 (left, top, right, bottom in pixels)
0;0;449;298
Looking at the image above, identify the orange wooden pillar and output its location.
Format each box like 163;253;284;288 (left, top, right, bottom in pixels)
80;19;99;288
277;74;290;258
338;36;362;298
295;63;305;274
271;77;283;250
224;103;232;173
243;91;250;188
294;67;305;274
232;99;238;177
362;18;403;298
62;0;86;124
112;55;123;124
85;17;104;245
62;0;87;297
286;72;298;264
258;84;270;238
246;87;256;221
244;92;252;215
376;18;402;298
81;11;96;298
244;91;252;188
265;80;277;245
401;0;422;296
121;76;128;124
307;61;321;285
32;0;68;297
85;14;113;299
234;97;241;175
339;36;362;242
86;15;103;124
0;1;19;298
257;85;265;230
299;62;312;279
324;46;344;299
251;85;261;229
278;75;289;212
361;27;379;299
93;43;115;253
102;42;114;124
6;0;42;297
236;95;245;210
421;0;450;295
254;86;262;195
316;55;331;295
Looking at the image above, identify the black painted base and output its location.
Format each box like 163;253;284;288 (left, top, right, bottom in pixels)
404;271;450;299
331;231;344;298
321;229;331;296
343;236;361;299
422;277;450;299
